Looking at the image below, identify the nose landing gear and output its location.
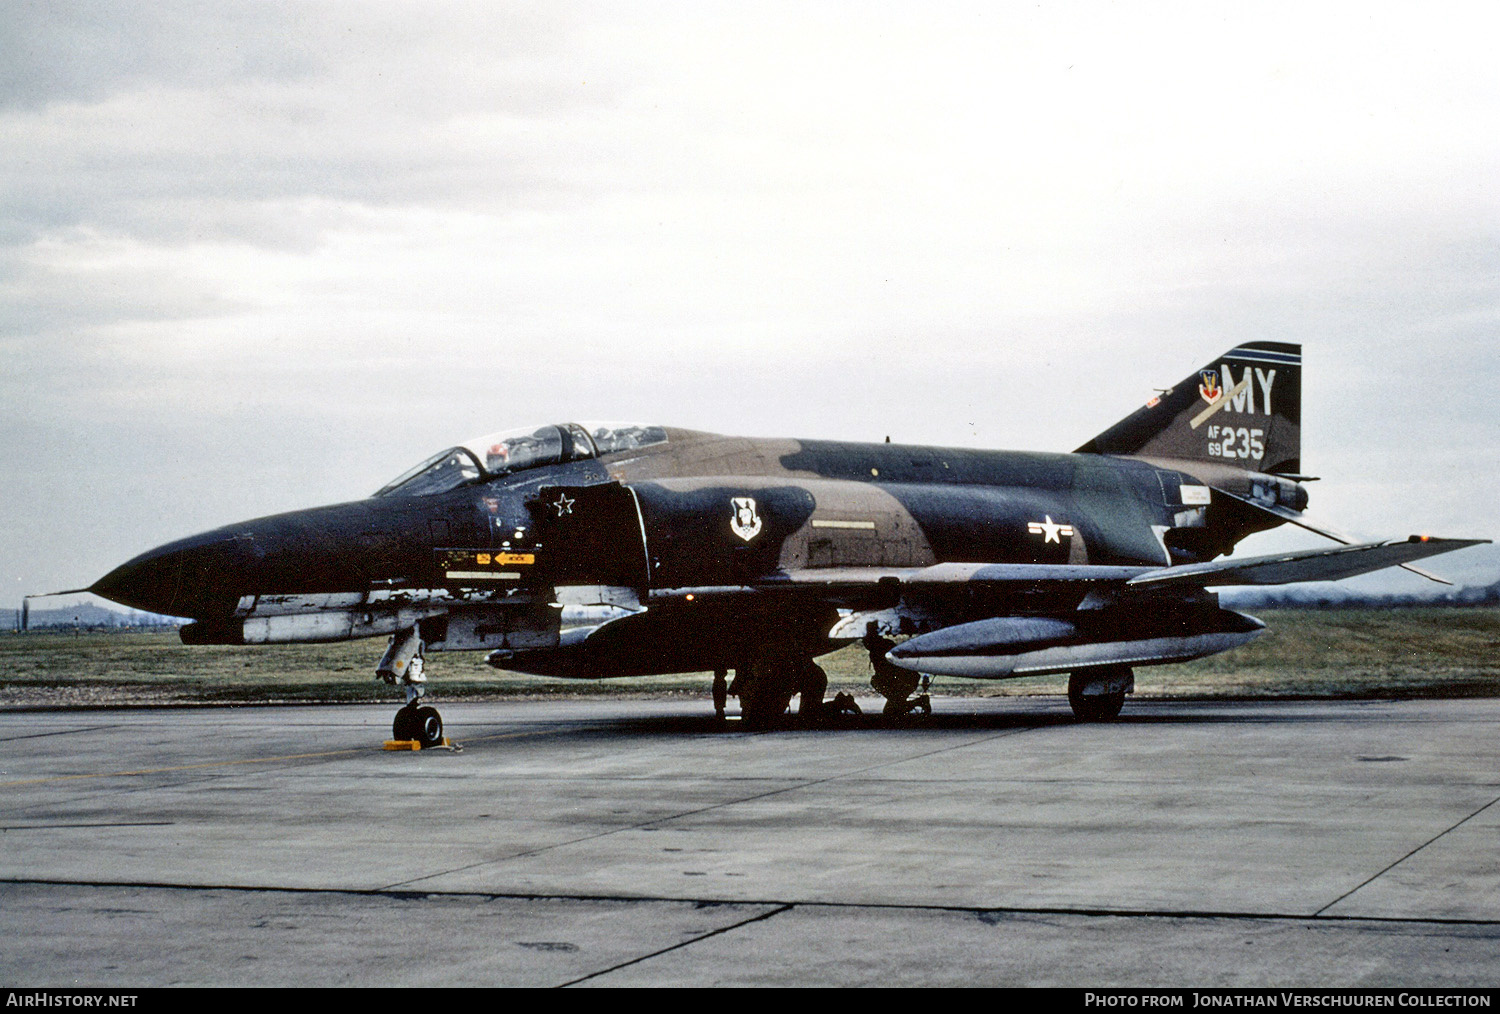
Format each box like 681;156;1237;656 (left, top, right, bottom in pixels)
379;628;448;749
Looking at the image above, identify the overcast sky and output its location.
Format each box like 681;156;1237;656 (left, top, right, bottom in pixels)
4;0;1497;609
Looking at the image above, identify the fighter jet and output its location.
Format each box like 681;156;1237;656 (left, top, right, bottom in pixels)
90;343;1486;741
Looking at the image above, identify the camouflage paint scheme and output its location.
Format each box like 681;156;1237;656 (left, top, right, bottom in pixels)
92;343;1485;728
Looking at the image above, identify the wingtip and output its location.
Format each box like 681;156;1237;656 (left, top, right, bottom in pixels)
1399;536;1490;585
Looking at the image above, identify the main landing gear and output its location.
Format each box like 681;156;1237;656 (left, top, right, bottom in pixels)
729;656;804;729
1067;665;1134;722
727;655;859;730
379;628;447;749
863;624;931;722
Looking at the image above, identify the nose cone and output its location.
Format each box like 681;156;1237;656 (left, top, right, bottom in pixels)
92;533;249;619
93;547;182;615
92;496;435;620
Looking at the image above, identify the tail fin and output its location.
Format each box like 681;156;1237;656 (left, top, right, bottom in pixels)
1076;342;1301;474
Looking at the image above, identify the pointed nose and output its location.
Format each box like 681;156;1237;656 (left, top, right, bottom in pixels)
92;546;183;615
92;533;249;619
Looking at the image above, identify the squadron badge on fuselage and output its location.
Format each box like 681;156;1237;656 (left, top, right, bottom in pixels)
730;497;762;542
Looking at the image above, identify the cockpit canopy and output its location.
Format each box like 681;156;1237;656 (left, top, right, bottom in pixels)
373;422;668;497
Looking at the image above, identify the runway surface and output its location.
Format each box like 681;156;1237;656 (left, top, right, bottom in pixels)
1;695;1497;987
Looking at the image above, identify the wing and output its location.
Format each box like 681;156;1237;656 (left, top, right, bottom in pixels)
710;535;1486;679
686;535;1484;602
1123;536;1487;589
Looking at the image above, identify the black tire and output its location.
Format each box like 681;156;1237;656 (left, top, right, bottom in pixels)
796;661;828;725
414;706;444;748
739;686;790;730
736;658;797;730
1069;688;1126;722
392;705;418;741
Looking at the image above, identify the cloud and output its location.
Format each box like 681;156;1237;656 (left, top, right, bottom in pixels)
2;2;1498;598
0;2;611;250
0;1;585;112
0;1;319;111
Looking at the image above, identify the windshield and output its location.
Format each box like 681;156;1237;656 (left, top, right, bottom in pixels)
372;446;483;498
374;422;665;497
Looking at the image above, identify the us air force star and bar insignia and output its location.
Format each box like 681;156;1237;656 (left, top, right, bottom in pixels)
552;493;575;516
1027;515;1074;543
730;497;762;542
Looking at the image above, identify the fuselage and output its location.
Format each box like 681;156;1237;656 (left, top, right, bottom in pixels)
92;426;1305;674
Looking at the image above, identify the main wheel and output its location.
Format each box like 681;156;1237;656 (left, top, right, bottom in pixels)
736;659;796;730
413;706;444;748
1068;666;1132;722
739;685;792;730
1069;689;1125;722
796;661;828;725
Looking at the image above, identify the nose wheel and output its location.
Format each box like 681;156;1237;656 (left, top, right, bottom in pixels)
393;702;445;748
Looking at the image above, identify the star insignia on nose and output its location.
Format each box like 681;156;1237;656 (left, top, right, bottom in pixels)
553;493;575;516
1027;515;1074;543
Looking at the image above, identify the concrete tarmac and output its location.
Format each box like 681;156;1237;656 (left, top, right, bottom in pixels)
1;695;1497;987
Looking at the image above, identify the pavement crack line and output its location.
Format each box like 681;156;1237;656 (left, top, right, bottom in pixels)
556;904;795;987
1314;792;1500;916
379;726;1039;892
5;878;1499;928
2;821;175;831
0;724;119;743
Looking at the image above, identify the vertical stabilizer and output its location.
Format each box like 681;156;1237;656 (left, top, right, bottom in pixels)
1076;342;1301;474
